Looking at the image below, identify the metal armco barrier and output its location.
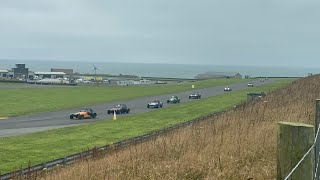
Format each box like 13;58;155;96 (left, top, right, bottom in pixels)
0;110;228;180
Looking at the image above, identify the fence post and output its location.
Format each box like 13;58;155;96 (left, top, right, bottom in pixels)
277;122;314;180
315;99;320;179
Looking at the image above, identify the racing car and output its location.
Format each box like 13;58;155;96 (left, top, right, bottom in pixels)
224;87;232;91
147;100;163;108
70;108;97;119
189;92;201;99
107;104;130;114
167;96;180;103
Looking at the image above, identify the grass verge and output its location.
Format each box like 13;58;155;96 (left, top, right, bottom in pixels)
0;79;249;117
0;78;294;173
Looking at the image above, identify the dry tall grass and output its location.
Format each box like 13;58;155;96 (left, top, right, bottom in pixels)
42;76;319;180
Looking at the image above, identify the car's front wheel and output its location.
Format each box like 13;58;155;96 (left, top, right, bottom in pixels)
70;115;74;119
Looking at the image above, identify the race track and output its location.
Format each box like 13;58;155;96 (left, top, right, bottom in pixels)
0;80;270;137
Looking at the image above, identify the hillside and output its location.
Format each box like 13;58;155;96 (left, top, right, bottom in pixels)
42;76;316;179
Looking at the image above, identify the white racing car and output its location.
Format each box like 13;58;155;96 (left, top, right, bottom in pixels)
224;87;232;91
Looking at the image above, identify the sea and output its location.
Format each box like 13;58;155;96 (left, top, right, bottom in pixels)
0;59;318;79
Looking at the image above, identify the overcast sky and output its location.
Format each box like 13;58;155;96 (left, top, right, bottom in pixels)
0;0;319;67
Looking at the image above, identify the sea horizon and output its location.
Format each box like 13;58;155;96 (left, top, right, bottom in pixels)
0;59;318;79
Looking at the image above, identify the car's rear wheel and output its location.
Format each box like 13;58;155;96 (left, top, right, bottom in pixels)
92;113;97;118
78;115;84;119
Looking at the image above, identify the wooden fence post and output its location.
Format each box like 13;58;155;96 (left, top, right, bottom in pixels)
315;99;320;179
277;122;314;180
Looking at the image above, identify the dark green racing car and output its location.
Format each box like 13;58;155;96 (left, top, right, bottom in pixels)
167;96;181;103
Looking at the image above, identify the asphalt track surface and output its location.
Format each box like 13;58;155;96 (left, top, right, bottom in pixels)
0;80;271;137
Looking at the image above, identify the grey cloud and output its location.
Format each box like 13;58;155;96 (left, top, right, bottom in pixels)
0;0;320;67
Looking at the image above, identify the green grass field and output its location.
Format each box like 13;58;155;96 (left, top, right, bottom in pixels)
0;79;248;117
0;79;294;173
0;82;27;86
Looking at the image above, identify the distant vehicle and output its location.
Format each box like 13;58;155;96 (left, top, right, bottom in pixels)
155;81;167;84
224;87;232;91
107;104;130;114
189;92;201;99
259;79;265;82
167;96;180;103
70;108;97;119
247;83;254;87
147;100;163;108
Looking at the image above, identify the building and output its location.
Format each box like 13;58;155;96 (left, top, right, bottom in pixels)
194;72;242;79
0;70;8;78
51;68;73;75
34;72;66;79
138;79;153;85
247;92;266;102
117;80;135;86
12;64;29;79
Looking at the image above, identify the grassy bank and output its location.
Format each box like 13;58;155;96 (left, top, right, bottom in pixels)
0;79;293;173
0;79;249;117
42;76;311;179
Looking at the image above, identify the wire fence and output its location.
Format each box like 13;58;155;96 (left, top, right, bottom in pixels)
284;124;320;180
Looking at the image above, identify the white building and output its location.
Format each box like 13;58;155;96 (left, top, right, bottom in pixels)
0;70;8;78
34;72;66;79
139;79;153;85
117;80;135;86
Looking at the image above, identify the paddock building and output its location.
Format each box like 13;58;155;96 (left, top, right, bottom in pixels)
34;72;66;79
0;70;8;78
50;68;73;75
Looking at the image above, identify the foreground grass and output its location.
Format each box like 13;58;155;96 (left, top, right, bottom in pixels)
0;79;248;117
0;79;293;173
0;82;27;86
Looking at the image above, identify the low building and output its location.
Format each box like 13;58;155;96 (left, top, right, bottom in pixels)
117;80;135;86
0;70;8;78
138;79;153;85
34;72;66;79
51;68;73;75
195;72;242;79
